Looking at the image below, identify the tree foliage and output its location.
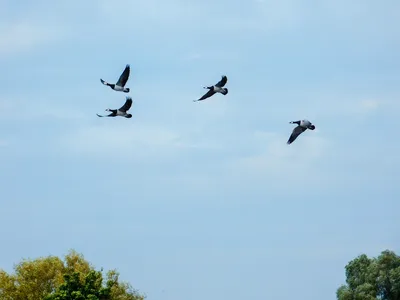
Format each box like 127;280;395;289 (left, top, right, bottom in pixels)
337;250;400;300
44;270;111;300
0;250;144;300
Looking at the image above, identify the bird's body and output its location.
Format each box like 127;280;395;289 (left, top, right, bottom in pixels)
287;119;315;144
97;97;133;118
299;119;313;128
213;86;228;94
100;64;130;93
110;84;126;92
194;75;228;101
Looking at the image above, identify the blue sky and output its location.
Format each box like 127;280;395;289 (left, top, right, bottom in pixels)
0;0;399;299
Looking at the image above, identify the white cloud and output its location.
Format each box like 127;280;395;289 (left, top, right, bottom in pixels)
290;91;386;120
58;122;215;161
221;129;332;190
0;97;85;121
253;0;306;30
232;131;328;171
329;98;382;116
0;140;9;147
0;97;14;111
98;0;198;24
182;53;203;62
0;21;65;57
96;0;307;36
360;99;380;111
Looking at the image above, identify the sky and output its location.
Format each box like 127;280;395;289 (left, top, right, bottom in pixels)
0;0;399;299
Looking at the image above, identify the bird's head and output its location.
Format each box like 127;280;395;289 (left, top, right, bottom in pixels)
309;125;316;130
125;88;130;93
105;109;111;112
125;114;133;118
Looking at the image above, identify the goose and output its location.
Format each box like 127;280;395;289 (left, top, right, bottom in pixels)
287;119;316;144
194;75;228;102
97;97;133;118
100;64;130;92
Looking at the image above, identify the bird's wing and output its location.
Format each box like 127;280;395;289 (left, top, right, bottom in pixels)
215;75;227;87
195;89;216;101
287;126;307;144
116;64;130;87
96;113;114;117
119;97;133;112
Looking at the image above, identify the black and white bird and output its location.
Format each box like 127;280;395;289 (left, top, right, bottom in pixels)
97;97;133;118
194;75;228;102
100;64;130;93
287;119;316;144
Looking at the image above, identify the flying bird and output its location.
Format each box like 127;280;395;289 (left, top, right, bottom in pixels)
100;64;130;93
287;119;316;144
97;97;133;118
194;75;228;102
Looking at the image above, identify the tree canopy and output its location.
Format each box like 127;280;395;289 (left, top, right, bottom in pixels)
337;250;400;300
0;250;145;300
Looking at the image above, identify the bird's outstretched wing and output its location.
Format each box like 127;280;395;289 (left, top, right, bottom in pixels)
119;97;133;112
195;89;216;101
287;126;307;144
97;110;117;117
96;113;114;117
116;64;130;87
215;75;227;87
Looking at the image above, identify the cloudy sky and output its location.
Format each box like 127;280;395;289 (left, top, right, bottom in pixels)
1;0;399;299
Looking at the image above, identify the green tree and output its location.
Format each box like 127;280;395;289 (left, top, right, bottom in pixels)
45;270;143;300
44;270;111;300
0;250;144;300
337;250;400;300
